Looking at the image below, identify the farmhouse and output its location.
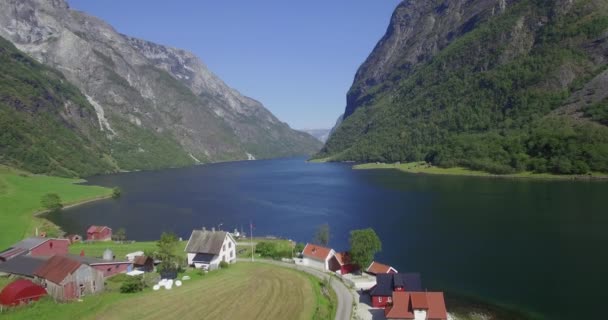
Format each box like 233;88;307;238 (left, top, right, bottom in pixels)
366;261;398;275
384;291;448;320
34;255;104;302
86;225;112;241
301;243;335;271
329;252;358;275
0;237;69;262
0;279;47;307
369;273;422;308
185;229;236;270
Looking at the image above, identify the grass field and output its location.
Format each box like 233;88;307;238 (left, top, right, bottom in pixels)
1;263;329;320
69;241;188;259
0;166;112;249
354;162;608;180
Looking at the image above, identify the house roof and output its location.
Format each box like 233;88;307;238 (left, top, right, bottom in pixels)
34;255;82;284
87;225;111;234
370;273;422;296
367;261;398;274
133;255;152;266
333;252;353;266
0;279;46;305
0;247;28;261
0;256;48;277
11;237;50;250
385;292;447;320
302;244;333;261
185;230;230;255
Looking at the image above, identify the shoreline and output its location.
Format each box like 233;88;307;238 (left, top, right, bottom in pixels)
352;162;608;181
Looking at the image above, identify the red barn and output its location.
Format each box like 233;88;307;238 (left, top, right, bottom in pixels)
329;252;359;275
0;279;47;306
86;226;112;241
369;273;422;308
0;238;69;260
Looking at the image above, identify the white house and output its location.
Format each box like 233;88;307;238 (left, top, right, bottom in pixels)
301;243;335;271
185;229;236;270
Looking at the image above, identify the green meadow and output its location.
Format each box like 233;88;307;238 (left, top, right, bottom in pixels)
0;166;112;249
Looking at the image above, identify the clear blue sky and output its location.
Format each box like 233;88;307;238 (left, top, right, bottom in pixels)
67;0;401;129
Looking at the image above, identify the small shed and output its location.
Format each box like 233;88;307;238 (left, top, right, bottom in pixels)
133;256;154;272
0;279;47;306
86;226;112;241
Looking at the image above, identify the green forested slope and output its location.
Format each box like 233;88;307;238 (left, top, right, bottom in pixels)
318;0;608;174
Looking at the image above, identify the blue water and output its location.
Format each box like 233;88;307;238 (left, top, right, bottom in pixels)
49;158;608;319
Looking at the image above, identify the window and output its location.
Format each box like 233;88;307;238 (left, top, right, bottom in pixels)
231;251;234;258
223;244;226;252
229;242;232;248
378;297;383;303
49;242;53;249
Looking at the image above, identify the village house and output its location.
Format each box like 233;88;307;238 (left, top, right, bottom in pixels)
329;252;358;275
384;291;448;320
86;226;112;241
366;261;398;275
69;253;132;278
185;229;237;270
0;237;69;262
301;243;335;271
369;273;422;308
34;255;104;302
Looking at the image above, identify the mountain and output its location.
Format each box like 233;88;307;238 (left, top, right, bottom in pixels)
301;129;331;143
0;0;321;176
318;0;608;174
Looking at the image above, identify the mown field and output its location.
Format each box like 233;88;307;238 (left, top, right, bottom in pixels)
354;162;608;180
1;263;328;320
0;166;112;249
69;241;188;259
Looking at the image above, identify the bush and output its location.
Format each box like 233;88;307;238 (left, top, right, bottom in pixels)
112;187;122;199
219;261;229;269
41;193;62;211
120;275;145;293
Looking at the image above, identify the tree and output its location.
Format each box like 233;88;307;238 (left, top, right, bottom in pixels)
349;228;382;269
41;193;62;212
313;223;330;246
156;232;181;273
114;228;127;243
112;187;122;199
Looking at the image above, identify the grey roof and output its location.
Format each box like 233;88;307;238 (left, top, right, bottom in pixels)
12;237;49;250
370;273;422;296
0;255;48;277
185;230;228;254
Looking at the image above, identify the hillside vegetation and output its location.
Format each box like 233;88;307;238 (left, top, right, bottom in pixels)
318;0;608;175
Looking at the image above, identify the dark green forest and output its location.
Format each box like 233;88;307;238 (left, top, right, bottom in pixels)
318;0;608;175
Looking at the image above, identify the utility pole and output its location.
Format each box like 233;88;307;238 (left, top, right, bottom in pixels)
250;221;254;262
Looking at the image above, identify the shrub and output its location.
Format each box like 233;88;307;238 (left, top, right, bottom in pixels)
120;275;145;293
112;187;122;199
41;193;62;211
219;261;229;269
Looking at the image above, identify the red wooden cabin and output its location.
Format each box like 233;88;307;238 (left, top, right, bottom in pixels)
86;226;112;241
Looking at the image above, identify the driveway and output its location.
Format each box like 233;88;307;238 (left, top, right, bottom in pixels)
238;258;353;320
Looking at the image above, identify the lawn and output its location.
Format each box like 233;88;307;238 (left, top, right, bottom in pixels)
1;263;325;320
354;162;608;180
0;166;112;249
236;238;296;259
69;241;188;259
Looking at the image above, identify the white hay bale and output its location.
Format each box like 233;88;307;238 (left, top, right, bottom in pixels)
175;280;182;287
182;276;191;281
153;285;160;291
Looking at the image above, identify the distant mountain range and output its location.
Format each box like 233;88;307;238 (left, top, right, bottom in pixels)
0;0;321;177
317;0;608;175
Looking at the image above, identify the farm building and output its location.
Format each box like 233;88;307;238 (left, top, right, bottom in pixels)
0;279;46;307
369;273;422;308
185;229;236;270
34;255;104;302
301;243;335;271
0;237;69;262
133;255;154;272
329;252;358;275
125;251;144;262
86;226;112;241
385;291;447;320
65;234;82;244
366;261;398;275
69;253;132;278
0;256;47;278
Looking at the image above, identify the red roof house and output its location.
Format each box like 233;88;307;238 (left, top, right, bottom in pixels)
34;255;105;301
0;237;69;261
384;291;447;320
366;261;398;275
369;273;422;308
0;279;47;306
329;252;359;275
302;244;335;271
86;226;112;241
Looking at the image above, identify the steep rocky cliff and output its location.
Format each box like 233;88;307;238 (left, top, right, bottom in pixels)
320;0;608;174
0;0;321;175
